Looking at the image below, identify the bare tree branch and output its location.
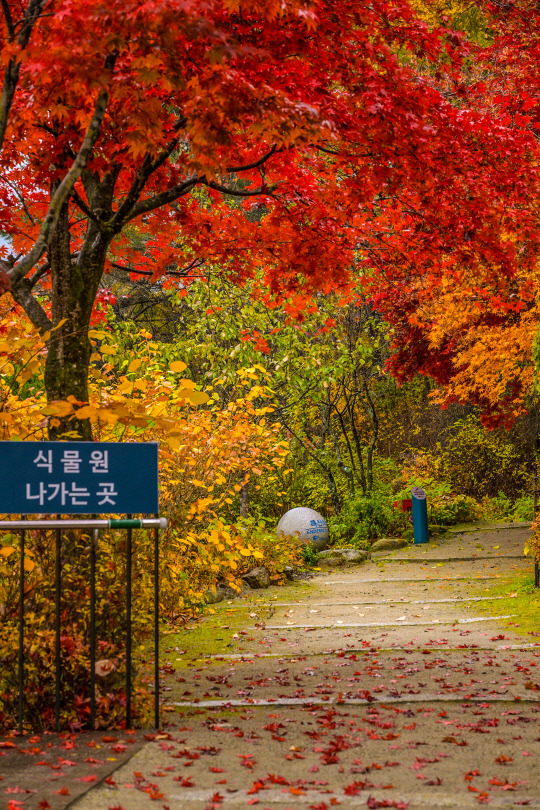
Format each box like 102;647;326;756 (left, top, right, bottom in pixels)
0;0;48;154
111;257;205;278
10;277;51;332
8;53;116;285
128;176;200;220
204;178;278;198
1;0;15;39
70;187;98;221
226;144;277;173
0;174;36;223
110;117;186;230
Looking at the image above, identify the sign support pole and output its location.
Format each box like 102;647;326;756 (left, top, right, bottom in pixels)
154;515;160;729
18;517;25;733
126;517;132;729
90;525;98;731
54;521;62;732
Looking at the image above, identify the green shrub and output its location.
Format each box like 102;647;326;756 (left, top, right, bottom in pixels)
329;492;402;548
302;544;319;566
480;492;513;521
512;495;534;522
429;494;479;525
436;415;532;500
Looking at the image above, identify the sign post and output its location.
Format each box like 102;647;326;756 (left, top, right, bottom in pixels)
411;487;429;545
0;442;165;733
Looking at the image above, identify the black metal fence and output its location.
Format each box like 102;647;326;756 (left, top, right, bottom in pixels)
1;516;165;732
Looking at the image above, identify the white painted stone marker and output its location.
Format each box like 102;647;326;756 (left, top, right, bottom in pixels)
276;506;329;551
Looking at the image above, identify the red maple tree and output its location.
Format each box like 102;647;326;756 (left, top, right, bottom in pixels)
0;0;537;437
369;1;540;426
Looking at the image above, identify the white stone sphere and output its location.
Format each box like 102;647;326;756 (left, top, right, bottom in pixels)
276;507;329;551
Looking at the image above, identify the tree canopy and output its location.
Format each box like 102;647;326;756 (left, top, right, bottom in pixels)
0;0;538;436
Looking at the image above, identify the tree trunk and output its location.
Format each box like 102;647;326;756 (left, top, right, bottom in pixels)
239;480;249;517
43;203;107;440
327;469;342;515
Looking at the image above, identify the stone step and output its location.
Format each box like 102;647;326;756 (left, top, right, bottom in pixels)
372;555;526;563
261;615;516;630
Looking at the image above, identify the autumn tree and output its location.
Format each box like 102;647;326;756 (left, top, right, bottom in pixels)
1;0;538;438
370;1;540;428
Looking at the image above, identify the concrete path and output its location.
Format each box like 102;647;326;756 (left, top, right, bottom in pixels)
74;525;540;809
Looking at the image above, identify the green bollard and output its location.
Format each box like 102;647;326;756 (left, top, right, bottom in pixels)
411;487;429;544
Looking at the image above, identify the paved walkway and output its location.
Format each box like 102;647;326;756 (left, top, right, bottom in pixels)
73;526;540;807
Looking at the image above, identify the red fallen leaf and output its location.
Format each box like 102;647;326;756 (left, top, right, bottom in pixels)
6;787;32;794
54;787;70;795
173;777;194;787
104;777;116;786
290;787;306;795
491;635;506;641
495;755;513;764
442;736;468;746
345;781;367;795
7;802;24;810
112;744;127;753
247;801;260;806
147;789;164;799
476;793;491;804
210;767;225;773
366;797;409;808
465;771;481;781
38;802;51;810
426;778;442;786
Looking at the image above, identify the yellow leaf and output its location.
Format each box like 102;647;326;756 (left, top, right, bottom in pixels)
183;390;210;405
170;360;187;373
253;551;264;559
179;378;196;389
239;548;251;556
128;359;143;372
90;353;101;362
0;546;15;558
100;345;117;355
24;558;36;572
134;379;147;391
42;401;74;417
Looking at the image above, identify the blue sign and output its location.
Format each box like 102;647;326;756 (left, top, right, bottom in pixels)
0;441;159;514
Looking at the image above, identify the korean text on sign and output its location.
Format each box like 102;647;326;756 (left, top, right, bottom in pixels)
0;441;159;514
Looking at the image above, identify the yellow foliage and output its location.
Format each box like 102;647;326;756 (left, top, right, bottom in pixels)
0;296;298;628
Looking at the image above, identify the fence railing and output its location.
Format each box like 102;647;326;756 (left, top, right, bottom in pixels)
1;516;166;732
